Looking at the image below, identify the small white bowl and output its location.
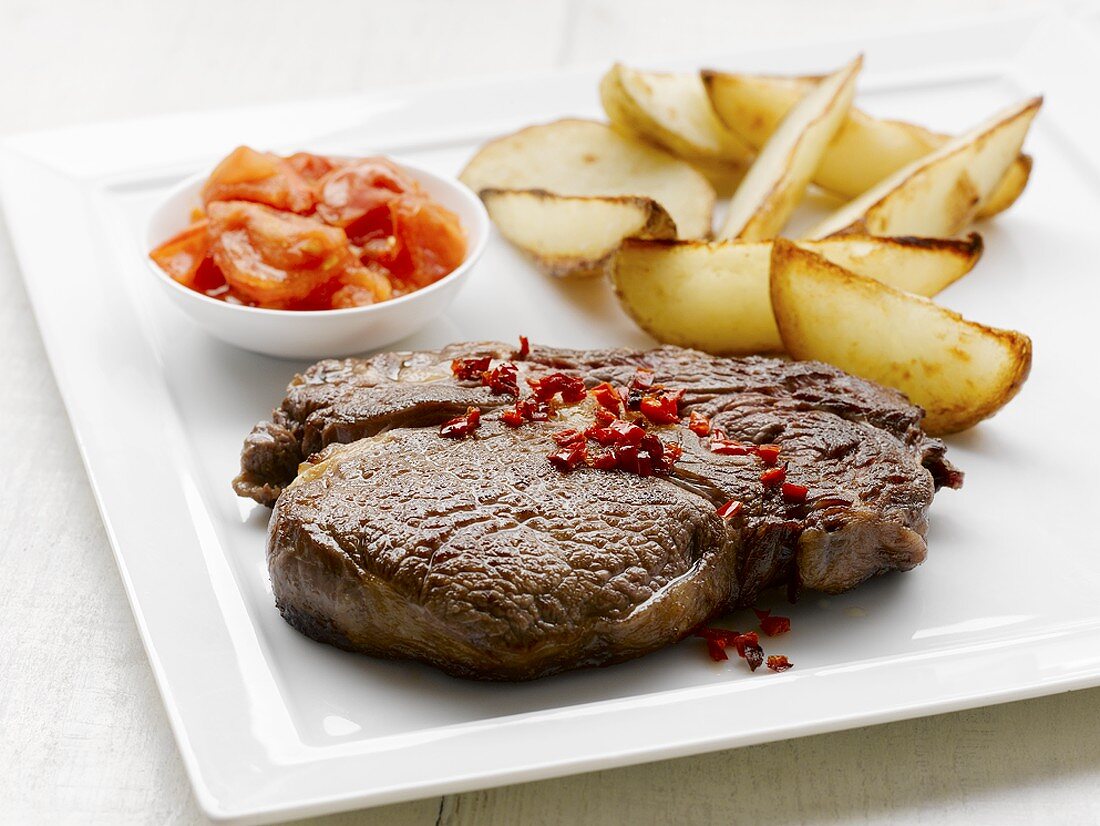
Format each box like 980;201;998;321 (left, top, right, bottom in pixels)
145;158;489;359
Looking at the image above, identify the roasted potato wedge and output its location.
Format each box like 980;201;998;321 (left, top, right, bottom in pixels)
769;240;1031;434
719;57;861;240
481;189;676;278
460;119;715;240
599;63;753;166
808;97;1041;239
702;70;1032;218
611;234;982;355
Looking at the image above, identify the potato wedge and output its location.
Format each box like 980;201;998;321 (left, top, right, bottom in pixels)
811;233;982;296
808;97;1041;239
769;240;1031;434
611;234;982;355
481;189;676;278
599;63;754;165
719;57;861;240
702;70;1032;218
460;119;715;239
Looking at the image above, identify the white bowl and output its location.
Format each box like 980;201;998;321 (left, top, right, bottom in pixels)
145;159;489;359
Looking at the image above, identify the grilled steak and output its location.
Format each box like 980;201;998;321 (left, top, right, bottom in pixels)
237;342;961;680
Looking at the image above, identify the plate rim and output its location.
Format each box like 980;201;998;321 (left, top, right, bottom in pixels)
3;11;1097;824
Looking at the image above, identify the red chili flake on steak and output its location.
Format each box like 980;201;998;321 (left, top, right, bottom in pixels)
716;499;743;519
514;335;530;360
451;356;491;382
483;362;519;396
552;429;586;447
639;389;684;425
593;406;617;427
665;442;683;462
767;655;793;672
760;465;787;487
590;382;623;413
500;407;524;428
528;372;587;404
687;411;711;436
614;444;653;477
547;442;587;472
590;450;618;470
754;444;781;466
517;397;554;422
781;482;808;504
439;407;481;439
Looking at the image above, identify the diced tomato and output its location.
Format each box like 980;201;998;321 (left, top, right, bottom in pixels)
389;193;467;290
330;263;393;308
285;152;343;183
201;146;316;213
207;201;353;308
316;157;414;230
149;219;214;287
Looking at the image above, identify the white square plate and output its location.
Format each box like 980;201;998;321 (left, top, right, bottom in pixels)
3;12;1099;824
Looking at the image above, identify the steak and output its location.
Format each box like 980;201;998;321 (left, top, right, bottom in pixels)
236;342;961;680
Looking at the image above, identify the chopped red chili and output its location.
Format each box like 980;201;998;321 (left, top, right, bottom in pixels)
517;397;554;422
590;450;618;470
439;406;480;439
547;442;587;472
687;411;711;436
781;482;808;504
593;406;617;427
590;382;623;413
760;466;787;487
732;630;759;657
734;632;764;671
552;429;586;447
694;626;738;644
766;655;793;672
613;444;653;477
514;335;530;360
639;389;684;425
753;608;791;637
694;626;767;671
716;499;743;519
705;637;729;662
754;444;781;466
588;418;646;447
451;356;491;382
500;407;523;428
483;362;519;396
761;615;791;636
665;442;683;462
528;372;587;404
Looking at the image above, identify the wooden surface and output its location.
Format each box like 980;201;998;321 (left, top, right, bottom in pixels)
3;1;1099;823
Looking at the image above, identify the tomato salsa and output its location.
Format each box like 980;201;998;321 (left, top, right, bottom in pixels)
149;147;467;310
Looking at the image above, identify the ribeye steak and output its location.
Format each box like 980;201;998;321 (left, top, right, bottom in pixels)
236;342;961;680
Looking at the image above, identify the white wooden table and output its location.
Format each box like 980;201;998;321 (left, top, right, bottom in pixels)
4;1;1100;823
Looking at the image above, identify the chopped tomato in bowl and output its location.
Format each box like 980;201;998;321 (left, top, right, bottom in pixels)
145;149;488;359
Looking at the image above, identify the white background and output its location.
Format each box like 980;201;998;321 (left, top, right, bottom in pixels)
3;1;1100;823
